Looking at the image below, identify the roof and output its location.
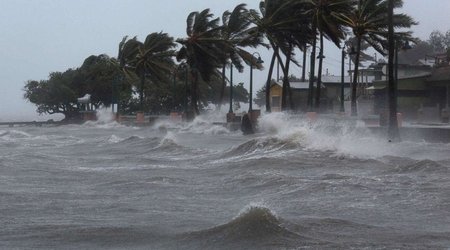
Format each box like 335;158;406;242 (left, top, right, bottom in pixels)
272;80;325;89
373;72;431;84
321;75;376;84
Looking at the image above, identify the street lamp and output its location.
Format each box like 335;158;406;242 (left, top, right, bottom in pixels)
249;52;264;112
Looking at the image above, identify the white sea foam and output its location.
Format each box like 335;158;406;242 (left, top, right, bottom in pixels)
257;112;450;161
0;129;33;141
159;131;178;146
106;134;123;144
234;201;279;221
82;107;131;129
181;112;231;135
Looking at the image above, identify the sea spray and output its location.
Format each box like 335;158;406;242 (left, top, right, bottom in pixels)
82;107;130;129
256;112;450;160
181;113;231;135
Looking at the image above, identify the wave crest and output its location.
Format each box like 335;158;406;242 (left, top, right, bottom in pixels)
224;137;298;158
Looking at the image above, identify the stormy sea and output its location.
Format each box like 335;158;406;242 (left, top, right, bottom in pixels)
1;111;449;249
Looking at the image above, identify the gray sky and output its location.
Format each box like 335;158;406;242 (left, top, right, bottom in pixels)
1;0;449;121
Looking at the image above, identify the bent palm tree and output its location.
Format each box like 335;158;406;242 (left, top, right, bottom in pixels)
119;33;176;111
177;9;227;115
218;4;265;110
337;0;416;116
303;0;351;111
250;0;313;112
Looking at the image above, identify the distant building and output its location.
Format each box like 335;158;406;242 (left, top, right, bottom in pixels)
372;62;450;122
268;55;450;124
269;77;348;113
269;81;315;112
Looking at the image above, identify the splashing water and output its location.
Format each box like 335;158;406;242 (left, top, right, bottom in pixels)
257;112;450;161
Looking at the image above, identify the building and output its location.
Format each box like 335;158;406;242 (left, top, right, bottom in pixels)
269;76;355;113
269;80;325;112
372;63;450;122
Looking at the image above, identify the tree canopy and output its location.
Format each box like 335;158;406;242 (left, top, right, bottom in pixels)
24;55;132;120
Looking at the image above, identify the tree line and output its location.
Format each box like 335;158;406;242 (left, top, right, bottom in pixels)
25;0;416;121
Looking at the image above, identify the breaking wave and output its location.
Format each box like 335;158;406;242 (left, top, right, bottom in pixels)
179;205;315;249
0;130;32;140
256;112;450;161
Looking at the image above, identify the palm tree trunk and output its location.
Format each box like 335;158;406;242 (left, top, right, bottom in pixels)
315;33;324;111
301;44;307;82
351;36;362;117
218;65;226;111
387;0;400;141
139;73;145;112
265;49;278;113
286;63;294;111
281;46;293;111
307;25;317;111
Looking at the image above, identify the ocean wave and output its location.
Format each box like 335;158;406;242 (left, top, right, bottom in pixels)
155;132;183;150
105;135;145;144
179;206;315;249
180;115;231;135
82;120;130;129
257;112;450;161
0;130;32;140
223;137;298;158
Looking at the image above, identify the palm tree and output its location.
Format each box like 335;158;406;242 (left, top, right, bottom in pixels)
119;33;176;111
177;9;228;116
249;0;313;112
218;4;265;111
337;0;416;116
303;0;352;111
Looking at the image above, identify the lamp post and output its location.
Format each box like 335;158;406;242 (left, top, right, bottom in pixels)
249;52;264;112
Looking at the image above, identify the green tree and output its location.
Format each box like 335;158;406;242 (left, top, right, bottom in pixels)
303;0;351;111
218;4;265;110
120;32;176;112
78;54;131;108
254;85;267;107
338;0;416;116
24;71;80;120
177;9;228;116
428;30;450;53
249;0;313;112
24;54;134;119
